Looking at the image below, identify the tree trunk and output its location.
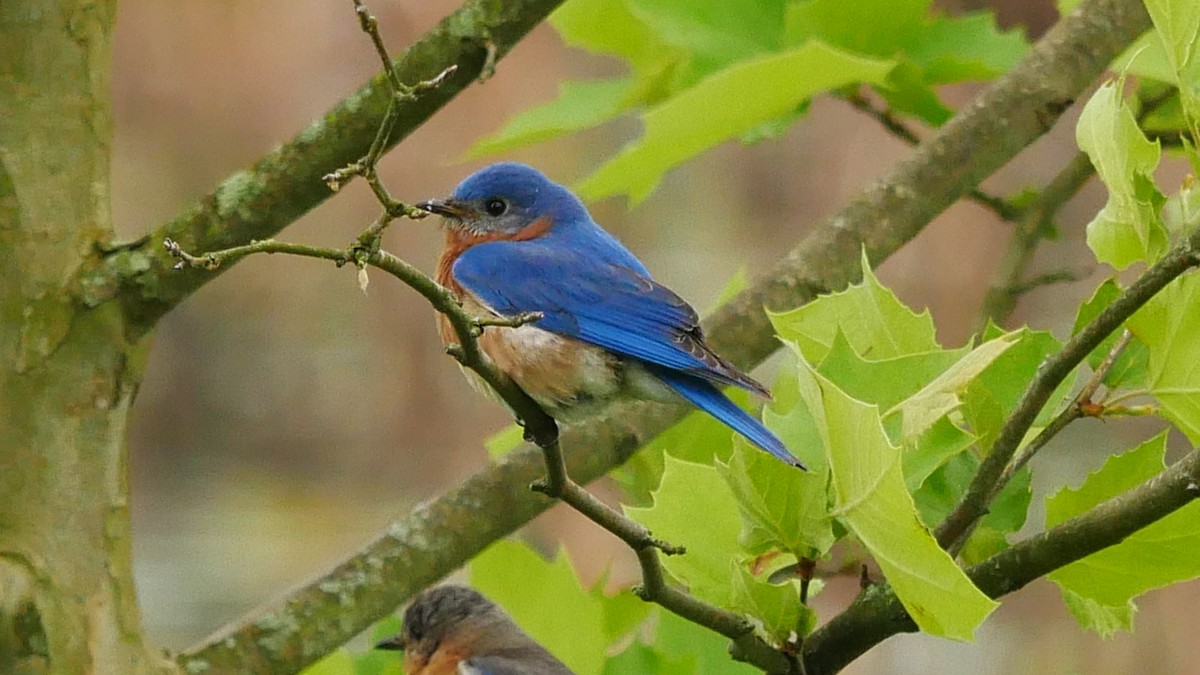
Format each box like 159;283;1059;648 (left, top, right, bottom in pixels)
0;2;169;673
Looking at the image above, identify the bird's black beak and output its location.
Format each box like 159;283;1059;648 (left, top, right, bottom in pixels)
416;198;473;220
374;636;405;651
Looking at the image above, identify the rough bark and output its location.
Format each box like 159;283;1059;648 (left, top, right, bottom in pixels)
0;2;169;674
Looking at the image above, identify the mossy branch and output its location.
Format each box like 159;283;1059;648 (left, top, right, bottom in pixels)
74;0;567;335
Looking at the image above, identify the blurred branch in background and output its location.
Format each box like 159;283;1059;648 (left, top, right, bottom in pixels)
156;0;1154;671
73;0;566;336
838;89;1024;222
974;88;1180;331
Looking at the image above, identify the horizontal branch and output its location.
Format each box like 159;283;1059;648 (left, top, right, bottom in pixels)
75;0;566;337
802;447;1200;675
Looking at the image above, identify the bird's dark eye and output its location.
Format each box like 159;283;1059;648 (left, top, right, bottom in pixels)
484;198;507;217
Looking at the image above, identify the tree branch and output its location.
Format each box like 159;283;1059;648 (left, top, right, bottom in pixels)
72;0;566;337
155;0;1151;671
973;87;1179;331
1002;329;1133;480
838;90;1023;223
802;447;1200;675
701;0;1150;372
936;226;1200;554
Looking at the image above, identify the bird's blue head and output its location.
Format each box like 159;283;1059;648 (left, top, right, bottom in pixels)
418;163;589;237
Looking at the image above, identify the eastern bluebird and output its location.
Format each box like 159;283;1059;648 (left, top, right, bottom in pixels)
376;584;574;675
418;163;804;469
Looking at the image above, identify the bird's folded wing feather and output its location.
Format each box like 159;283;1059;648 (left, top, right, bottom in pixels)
453;239;766;395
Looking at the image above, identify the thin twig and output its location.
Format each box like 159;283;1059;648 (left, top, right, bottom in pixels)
936;226;1200;554
1002;330;1134;480
839;89;1023;222
163;232;795;671
804;446;1200;675
974;87;1179;331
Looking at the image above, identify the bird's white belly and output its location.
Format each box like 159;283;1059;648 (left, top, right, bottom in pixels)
473;323;676;421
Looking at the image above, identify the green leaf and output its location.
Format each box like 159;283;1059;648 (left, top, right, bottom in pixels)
655;610;761;674
301;651;356;675
1047;433;1200;635
784;0;928;55
787;1;1025;125
1071;279;1149;390
816;332;968;413
1114;31;1179;84
626;456;744;607
1143;0;1200;136
603;638;694;675
1162;165;1200;238
961;325;1067;453
878;60;953;126
1060;588;1137;638
469;78;636;157
551;0;668;69
594;577;652;642
965;465;1031;564
469;541;610;674
718;441;834;558
484;423;526;460
903;416;976;492
626;0;788;65
884;334;1017;441
902;13;1028;84
1127;272;1200;442
769;252;940;364
910;453;1031;564
611;386;749;504
577;42;894;202
730;566;809;645
764;352;828;474
1077;80;1168;269
796;360;997;640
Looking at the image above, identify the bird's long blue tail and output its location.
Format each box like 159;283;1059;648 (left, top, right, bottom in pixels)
651;368;806;470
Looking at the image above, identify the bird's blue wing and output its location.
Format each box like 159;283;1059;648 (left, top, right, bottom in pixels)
649;366;806;469
452;238;764;394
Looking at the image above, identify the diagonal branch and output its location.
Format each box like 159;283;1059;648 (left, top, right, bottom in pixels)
936;225;1200;554
974;87;1179;331
802;446;1200;675
73;0;567;337
838;90;1023;223
158;0;1151;672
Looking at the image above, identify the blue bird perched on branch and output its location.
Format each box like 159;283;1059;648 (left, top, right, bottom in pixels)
419;162;804;469
376;585;574;674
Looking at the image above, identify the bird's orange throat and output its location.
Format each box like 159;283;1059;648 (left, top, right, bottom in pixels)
435;215;553;347
435;215;554;291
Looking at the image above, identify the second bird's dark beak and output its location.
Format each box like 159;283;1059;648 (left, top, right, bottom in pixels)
416;198;473;220
374;636;405;651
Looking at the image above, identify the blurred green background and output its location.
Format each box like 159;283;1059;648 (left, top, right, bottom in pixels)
114;1;1196;673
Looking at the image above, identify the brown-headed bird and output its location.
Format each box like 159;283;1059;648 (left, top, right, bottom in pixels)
377;585;575;675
